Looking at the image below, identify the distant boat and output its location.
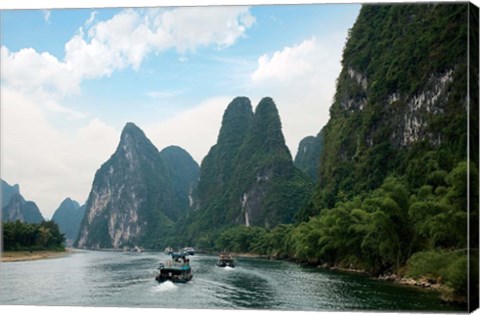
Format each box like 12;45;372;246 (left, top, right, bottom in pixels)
216;252;235;268
183;247;195;255
123;246;142;252
155;252;193;283
164;247;173;255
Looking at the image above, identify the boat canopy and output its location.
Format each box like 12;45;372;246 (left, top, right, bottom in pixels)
171;252;188;259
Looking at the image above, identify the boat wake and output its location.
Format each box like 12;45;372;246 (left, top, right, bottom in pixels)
153;280;177;292
224;266;234;271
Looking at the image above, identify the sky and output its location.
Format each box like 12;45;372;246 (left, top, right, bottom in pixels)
0;2;361;219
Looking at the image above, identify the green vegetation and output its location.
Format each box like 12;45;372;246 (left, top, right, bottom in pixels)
159;145;200;221
164;6;476;304
75;122;181;249
175;97;313;245
315;4;469;212
257;4;474;302
212;161;476;301
66;3;476;305
407;250;469;297
3;220;65;251
294;129;324;183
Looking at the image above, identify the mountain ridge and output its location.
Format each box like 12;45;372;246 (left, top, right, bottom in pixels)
1;179;44;224
52;198;85;246
76;122;178;249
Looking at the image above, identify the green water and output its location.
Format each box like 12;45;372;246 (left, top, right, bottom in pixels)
0;250;466;312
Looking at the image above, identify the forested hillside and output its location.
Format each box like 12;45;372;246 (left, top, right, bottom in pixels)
211;3;478;305
169;97;313;247
294;129;324;182
314;4;469;210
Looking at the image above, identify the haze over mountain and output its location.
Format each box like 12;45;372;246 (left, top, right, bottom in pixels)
52;198;86;246
1;179;44;224
159;145;200;221
294;128;324;182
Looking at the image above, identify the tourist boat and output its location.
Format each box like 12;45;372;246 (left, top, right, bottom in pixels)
155;252;193;283
164;247;174;255
183;247;195;255
216;252;235;268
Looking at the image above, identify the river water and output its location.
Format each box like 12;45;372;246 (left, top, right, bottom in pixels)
0;250;464;312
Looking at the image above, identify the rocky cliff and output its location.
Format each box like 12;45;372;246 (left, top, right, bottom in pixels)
75;123;184;249
182;97;312;242
1;179;44;224
194;96;253;213
294;128;324;182
1;179;20;208
313;3;469;210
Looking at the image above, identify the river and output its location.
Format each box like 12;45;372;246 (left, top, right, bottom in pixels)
0;250;465;312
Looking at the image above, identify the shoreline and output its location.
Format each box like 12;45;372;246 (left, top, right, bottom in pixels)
230;252;267;258
315;264;443;291
1;248;74;263
242;254;467;306
314;264;466;306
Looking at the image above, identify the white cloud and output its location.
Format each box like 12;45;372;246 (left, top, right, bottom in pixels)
42;10;51;24
66;7;255;75
77;118;118;153
1;87;119;219
84;11;97;27
159;6;255;53
249;34;347;156
1;46;81;96
144;96;232;164
0;93;228;218
251;37;317;82
0;6;256;218
1;7;255;98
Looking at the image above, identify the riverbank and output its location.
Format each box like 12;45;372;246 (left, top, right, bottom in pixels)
1;248;73;262
230;252;267;258
315;263;466;306
316;264;440;290
377;273;467;305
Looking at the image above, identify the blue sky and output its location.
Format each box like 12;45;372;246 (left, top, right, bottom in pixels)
3;5;360;127
1;3;360;218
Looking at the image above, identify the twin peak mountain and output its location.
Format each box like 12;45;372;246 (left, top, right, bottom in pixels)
76;97;313;249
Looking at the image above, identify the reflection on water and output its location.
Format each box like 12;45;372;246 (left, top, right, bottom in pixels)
0;250;465;312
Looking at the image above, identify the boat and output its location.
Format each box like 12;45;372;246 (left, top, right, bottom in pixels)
123;246;142;252
216;252;235;268
155;252;193;283
183;247;195;255
164;247;174;255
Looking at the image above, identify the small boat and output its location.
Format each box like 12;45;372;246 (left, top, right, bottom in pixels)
164;247;174;255
183;247;195;255
155;252;193;283
216;252;235;268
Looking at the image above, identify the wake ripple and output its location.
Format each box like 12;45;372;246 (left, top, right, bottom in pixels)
152;280;177;292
